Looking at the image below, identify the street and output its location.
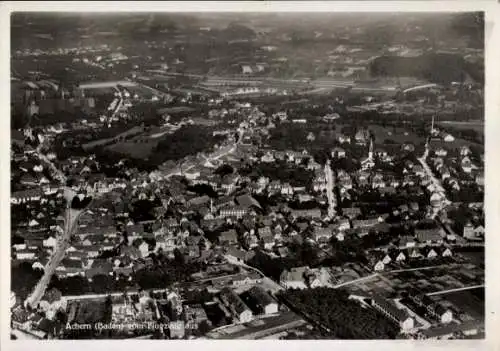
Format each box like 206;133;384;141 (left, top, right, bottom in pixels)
324;160;337;219
26;145;93;307
25;207;86;308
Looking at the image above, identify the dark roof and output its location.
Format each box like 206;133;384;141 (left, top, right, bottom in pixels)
343;207;362;216
126;223;145;235
60;259;83;269
421;320;484;338
352;218;378;228
247;286;276;307
12;188;42;198
12;129;25;141
236;194;261;209
220;229;238;243
226;247;246;260
187;195;211;206
220;288;251;315
372;295;411;322
415;229;443;242
35;318;57;334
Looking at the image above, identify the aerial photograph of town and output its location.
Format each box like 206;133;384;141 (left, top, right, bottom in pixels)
9;10;485;340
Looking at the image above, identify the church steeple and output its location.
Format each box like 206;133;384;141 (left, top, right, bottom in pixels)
368;136;374;160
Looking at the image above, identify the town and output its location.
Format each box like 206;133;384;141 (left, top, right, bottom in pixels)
10;12;484;340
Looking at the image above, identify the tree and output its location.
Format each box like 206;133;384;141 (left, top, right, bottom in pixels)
52;276;91;295
91;274;114;294
214;164;234;177
173;248;186;265
11;262;44;300
187;184;217;198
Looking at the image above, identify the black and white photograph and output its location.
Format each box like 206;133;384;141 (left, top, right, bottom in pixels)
5;1;492;343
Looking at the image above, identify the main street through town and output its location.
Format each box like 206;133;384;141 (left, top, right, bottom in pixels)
26;145;94;308
417;146;450;218
25;204;87;308
325;160;337;219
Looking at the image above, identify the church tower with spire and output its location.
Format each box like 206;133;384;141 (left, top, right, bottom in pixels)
361;135;375;170
368;136;374;161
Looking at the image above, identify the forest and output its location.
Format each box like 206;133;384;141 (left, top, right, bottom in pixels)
369;53;483;85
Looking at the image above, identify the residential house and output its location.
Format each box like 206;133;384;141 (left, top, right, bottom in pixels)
261;151;275;163
43;236;57;249
371;173;386;189
335;231;345;241
474;225;485;237
307;158;322;171
395;251;407;262
312;226;334;243
85;259;114;280
221;174;240;194
375;148;388;159
476;173;484;187
399;236;416;249
408;248;422;259
461;157;473;173
408;292;453;324
331;147;346;158
232;272;262;287
352;218;379;230
138;241;150;258
402;143;415;152
423;247;439;259
413;165;425;178
261;234;275;250
184;304;208;328
336;218;351;231
434;148;448;157
369;254;385;271
244;232;259;249
276;246;290;257
337;134;351;144
289;208;322;220
441;247;453;257
16;249;37;261
460;146;471;157
280;266;309;289
56;259;84;277
280;183;294;196
226;247;247;263
219;229;238;246
443;133;455;142
343;207;362;219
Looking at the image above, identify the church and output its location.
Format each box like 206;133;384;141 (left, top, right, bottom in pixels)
361;137;375;170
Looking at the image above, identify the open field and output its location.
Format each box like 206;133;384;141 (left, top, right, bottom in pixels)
157;106;196;115
430;137;483;151
124;85;157;98
208;311;307;339
106;140;160;159
435;287;484;321
79;81;137;89
345;263;484;298
437;120;484;135
104;125;176;159
369;124;425;145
